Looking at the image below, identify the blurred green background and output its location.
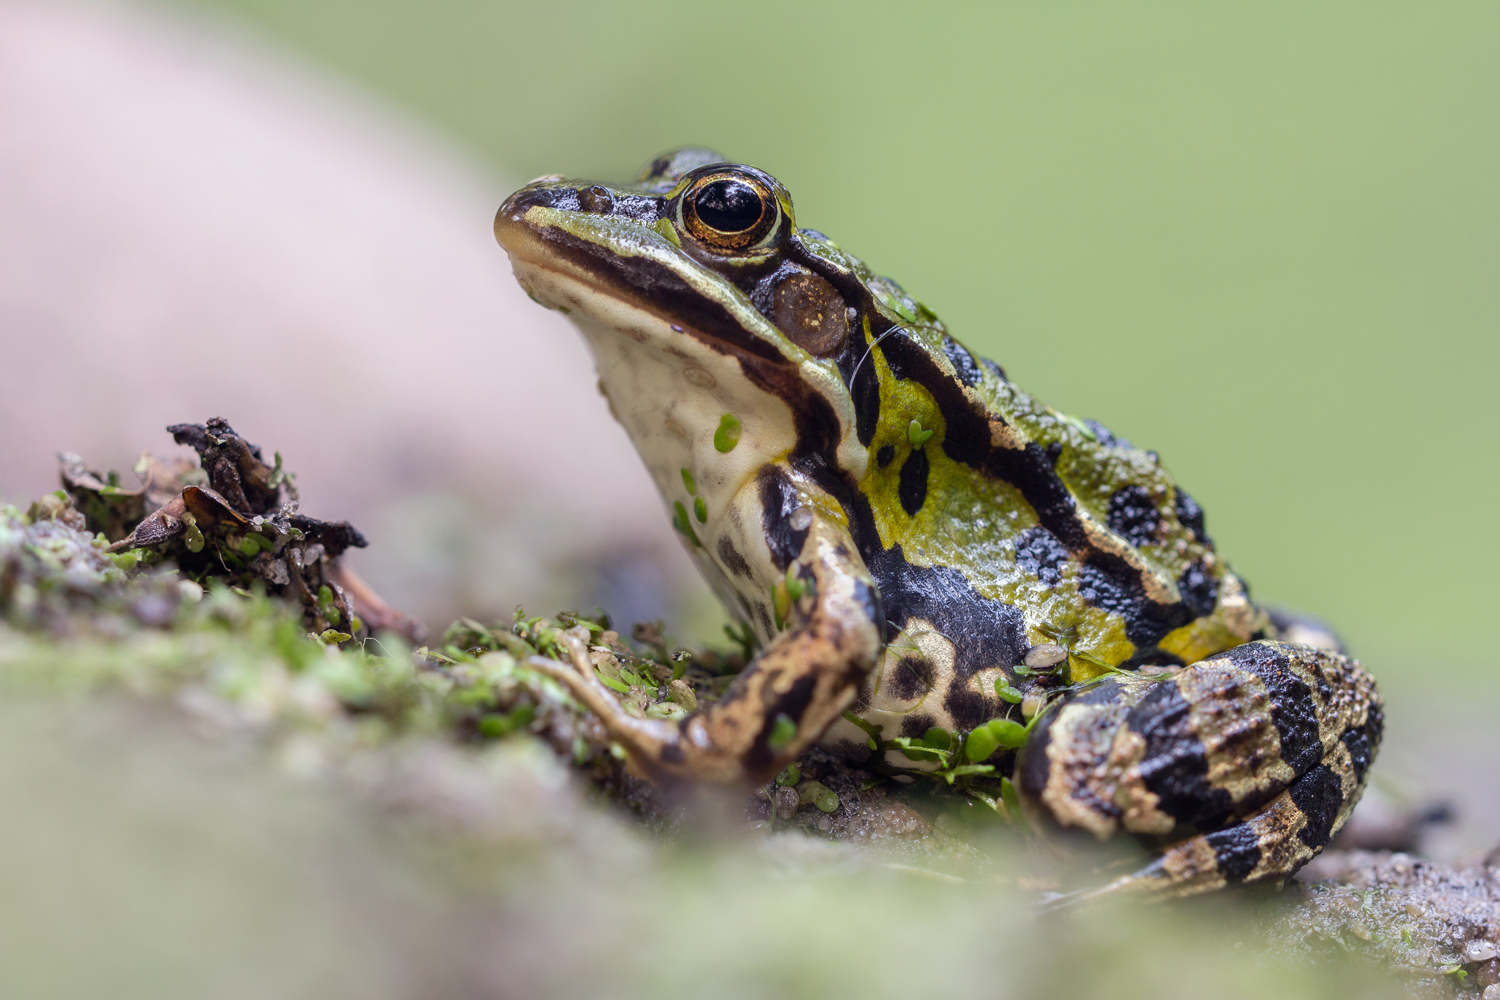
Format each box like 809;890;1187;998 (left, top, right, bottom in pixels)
172;0;1497;681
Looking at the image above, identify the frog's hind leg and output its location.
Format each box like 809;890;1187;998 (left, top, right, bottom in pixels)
1018;640;1382;898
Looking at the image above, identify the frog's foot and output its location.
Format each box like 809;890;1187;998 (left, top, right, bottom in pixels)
530;528;884;785
1017;640;1383;898
524;629;682;774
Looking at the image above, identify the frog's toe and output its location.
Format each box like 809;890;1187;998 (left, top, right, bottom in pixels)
1017;640;1383;896
523;629;683;772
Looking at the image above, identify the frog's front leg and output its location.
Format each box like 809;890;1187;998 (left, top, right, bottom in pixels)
1018;641;1382;897
528;481;884;784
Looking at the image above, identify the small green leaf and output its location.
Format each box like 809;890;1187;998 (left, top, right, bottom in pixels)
598;674;631;694
671;501;702;546
797;780;840;813
713;413;742;453
182;516;205;553
694;497;708;523
772;581;789;630
988;718;1028;749
767;712;797;751
318;629;352;644
775;763;802;787
921;726;953;750
965;725;1000;762
841;710;882;752
784;565;805;601
995;680;1023;703
680;467;697;495
890;737;949;764
907;419;935;449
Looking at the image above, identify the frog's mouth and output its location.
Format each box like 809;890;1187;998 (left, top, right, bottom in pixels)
495;183;795;367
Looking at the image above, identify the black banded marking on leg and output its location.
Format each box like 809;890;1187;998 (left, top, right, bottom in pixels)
1204;822;1263;883
1288;764;1345;851
1221;643;1325;776
746;671;819;776
757;465;809;572
1342;705;1382;782
1127;682;1235;827
848;578;882;633
897;447;929;515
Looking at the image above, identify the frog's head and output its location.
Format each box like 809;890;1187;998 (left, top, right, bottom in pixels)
495;149;954;502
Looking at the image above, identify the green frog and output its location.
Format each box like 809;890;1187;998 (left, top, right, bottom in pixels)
493;149;1382;896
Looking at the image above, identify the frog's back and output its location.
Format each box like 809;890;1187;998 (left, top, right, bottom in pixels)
821;267;1266;751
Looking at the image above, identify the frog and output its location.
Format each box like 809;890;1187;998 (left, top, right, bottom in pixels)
493;148;1382;896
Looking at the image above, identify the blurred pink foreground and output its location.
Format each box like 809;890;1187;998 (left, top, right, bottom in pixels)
0;0;695;632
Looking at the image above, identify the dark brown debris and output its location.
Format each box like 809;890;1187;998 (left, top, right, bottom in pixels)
61;417;422;644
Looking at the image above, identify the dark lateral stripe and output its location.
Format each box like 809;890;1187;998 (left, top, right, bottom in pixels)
1205;822;1263;883
1288;764;1344;850
1126;681;1234;826
531;223;788;365
1222;643;1324;776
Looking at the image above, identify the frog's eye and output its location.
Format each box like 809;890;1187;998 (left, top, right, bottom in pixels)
680;169;783;252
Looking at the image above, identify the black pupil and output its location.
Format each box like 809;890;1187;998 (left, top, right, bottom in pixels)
693;179;764;233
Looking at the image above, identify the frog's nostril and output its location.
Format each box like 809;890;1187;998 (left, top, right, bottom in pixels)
579;185;614;214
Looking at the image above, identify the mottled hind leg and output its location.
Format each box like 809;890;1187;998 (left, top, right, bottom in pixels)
1018;640;1382;897
528;516;884;784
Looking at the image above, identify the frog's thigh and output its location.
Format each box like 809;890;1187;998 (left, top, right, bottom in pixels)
1020;640;1382;896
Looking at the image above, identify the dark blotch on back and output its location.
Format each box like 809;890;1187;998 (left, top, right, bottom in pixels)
876;444;895;468
1106;484;1161;548
1342;705;1382;782
897;447;929;516
941;336;987;388
886;656;934;701
1177;559;1219;619
899;713;937;739
1175;488;1208;542
1083;419;1132;450
1014;527;1068;586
